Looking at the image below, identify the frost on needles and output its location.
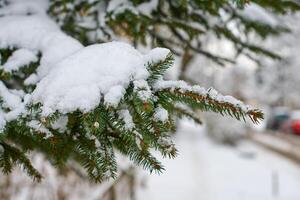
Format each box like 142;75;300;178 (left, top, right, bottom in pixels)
0;11;263;182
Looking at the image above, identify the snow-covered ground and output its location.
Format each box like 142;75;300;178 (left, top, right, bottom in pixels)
138;120;300;200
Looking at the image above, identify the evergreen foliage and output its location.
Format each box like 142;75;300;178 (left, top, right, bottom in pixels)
0;0;297;182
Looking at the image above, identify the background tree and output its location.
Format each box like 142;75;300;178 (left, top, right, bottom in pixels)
48;0;299;71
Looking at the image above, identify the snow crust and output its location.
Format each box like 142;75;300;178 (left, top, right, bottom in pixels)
108;0;158;16
0;15;83;81
136;0;158;16
32;42;151;115
27;120;52;138
144;47;170;64
154;107;169;123
0;82;27;129
242;4;277;26
0;81;31;129
0;0;49;16
133;80;153;101
2;48;38;72
0;81;22;110
104;85;126;107
118;109;134;130
51;116;68;132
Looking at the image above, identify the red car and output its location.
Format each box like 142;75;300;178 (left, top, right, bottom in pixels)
281;111;300;135
291;111;300;135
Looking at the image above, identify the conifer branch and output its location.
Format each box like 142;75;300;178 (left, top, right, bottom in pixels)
155;82;263;124
0;143;42;182
146;52;174;85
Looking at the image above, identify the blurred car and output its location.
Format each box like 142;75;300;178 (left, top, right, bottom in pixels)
266;107;290;131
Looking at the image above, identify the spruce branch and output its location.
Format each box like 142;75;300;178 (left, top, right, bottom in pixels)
146;52;174;85
0;142;42;182
155;81;263;124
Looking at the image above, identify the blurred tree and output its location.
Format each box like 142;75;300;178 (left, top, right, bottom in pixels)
254;13;300;108
48;0;299;71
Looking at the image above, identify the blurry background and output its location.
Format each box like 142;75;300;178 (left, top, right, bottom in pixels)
1;1;300;200
137;8;300;200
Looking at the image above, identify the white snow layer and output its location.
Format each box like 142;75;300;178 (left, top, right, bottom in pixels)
242;4;277;26
27;120;52;138
0;0;49;16
144;47;170;64
118;109;134;130
154;107;169;123
107;0;158;16
0;81;22;110
134;80;153;101
0;82;30;129
0;15;83;81
2;48;38;72
32;42;170;115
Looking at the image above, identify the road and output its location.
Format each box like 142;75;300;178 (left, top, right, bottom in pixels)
138;120;300;200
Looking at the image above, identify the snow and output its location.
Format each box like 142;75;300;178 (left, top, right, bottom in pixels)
136;0;158;16
134;80;153;101
0;81;22;110
51;116;68;133
4;93;30;122
0;112;6;129
118;109;134;130
154;80;205;94
24;73;38;85
32;42;149;115
107;0;138;16
107;0;159;17
0;0;49;15
0;82;31;129
144;47;170;64
27;120;52;138
138;119;300;200
2;48;38;72
0;15;83;82
154;107;169;123
107;0;129;12
104;85;126;108
0;82;28;129
242;4;277;26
